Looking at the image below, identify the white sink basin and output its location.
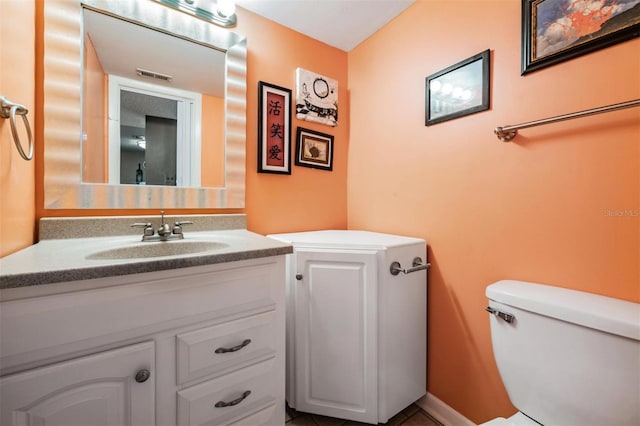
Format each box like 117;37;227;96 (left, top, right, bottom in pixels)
86;241;229;260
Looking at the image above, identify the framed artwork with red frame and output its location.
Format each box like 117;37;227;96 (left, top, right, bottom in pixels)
258;81;292;174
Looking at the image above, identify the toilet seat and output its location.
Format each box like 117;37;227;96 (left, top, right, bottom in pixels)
480;412;540;426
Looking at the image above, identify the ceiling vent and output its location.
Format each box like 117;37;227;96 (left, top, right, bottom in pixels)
135;68;173;82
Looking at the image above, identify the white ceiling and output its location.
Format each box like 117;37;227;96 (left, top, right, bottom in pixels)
236;0;416;51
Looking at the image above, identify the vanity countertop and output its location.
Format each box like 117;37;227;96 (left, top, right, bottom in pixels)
0;215;293;290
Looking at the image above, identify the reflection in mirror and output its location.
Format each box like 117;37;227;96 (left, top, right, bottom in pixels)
44;0;246;209
82;8;224;188
120;92;178;186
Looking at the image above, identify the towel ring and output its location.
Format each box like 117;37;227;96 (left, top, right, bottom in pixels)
1;96;33;161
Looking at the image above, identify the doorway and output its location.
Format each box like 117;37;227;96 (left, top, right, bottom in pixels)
107;75;202;186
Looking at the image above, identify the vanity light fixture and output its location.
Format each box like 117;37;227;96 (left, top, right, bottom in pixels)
154;0;237;27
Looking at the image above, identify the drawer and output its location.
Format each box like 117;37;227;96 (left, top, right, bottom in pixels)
177;357;277;426
176;311;276;384
228;402;277;426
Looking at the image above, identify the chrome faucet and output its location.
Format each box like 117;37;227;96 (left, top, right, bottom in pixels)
131;211;193;242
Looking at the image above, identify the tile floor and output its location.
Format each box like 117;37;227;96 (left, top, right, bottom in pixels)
285;403;443;426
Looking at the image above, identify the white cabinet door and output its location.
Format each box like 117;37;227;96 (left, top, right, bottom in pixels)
0;341;155;426
293;249;378;424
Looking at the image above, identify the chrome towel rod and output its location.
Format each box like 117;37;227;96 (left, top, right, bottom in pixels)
495;99;640;142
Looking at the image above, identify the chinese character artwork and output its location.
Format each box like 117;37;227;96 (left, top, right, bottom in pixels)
266;91;286;166
258;81;292;174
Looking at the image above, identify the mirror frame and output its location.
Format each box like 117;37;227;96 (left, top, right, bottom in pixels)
43;0;246;209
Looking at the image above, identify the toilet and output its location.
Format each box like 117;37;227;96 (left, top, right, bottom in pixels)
482;280;640;425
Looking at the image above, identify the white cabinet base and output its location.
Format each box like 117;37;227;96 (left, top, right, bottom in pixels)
269;230;427;425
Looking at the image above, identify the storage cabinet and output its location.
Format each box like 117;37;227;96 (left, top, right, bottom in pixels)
0;257;286;426
0;341;155;426
269;230;428;424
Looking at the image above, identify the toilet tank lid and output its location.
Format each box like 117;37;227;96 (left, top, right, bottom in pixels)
486;280;640;341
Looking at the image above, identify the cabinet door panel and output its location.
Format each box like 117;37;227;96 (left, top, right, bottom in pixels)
294;249;378;423
0;341;154;426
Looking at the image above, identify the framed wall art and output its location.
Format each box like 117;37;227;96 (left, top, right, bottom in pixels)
522;0;640;74
295;68;338;127
258;81;292;174
425;49;490;126
295;127;334;171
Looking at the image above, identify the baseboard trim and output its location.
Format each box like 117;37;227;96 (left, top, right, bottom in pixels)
416;393;477;426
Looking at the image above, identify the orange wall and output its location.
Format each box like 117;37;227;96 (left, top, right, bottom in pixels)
0;0;36;257
348;1;639;423
35;6;349;237
236;8;349;235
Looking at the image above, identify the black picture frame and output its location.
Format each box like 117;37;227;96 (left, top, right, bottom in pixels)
522;0;640;75
258;81;292;174
425;49;490;126
295;127;334;171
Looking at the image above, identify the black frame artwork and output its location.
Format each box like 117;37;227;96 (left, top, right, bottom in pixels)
295;127;334;171
425;49;491;126
258;81;292;174
521;0;640;74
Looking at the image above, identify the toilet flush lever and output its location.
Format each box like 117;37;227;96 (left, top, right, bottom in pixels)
486;306;515;324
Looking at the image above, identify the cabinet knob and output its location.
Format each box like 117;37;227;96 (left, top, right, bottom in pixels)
135;369;150;383
295;274;303;280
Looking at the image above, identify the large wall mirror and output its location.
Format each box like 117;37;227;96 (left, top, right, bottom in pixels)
43;0;246;209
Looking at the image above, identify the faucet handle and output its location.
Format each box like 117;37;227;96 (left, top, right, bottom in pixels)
131;222;154;237
172;220;193;236
131;222;151;227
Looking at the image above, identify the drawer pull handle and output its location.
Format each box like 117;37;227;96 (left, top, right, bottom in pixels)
215;390;251;408
215;339;252;354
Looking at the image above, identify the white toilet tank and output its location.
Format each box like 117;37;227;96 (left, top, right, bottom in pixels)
486;280;640;425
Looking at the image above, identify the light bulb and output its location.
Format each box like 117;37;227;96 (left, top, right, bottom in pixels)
217;0;236;17
430;80;442;92
442;83;453;95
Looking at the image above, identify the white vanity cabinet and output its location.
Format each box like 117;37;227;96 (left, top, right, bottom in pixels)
269;231;428;425
0;256;286;426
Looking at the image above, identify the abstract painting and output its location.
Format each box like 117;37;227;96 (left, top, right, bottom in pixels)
522;0;640;74
295;68;338;127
